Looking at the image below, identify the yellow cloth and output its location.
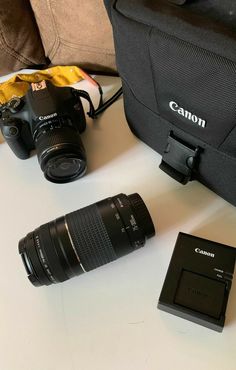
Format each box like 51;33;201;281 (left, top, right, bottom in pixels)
0;65;95;104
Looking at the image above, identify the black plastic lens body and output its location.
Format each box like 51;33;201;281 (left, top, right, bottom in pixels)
19;193;155;287
33;117;87;183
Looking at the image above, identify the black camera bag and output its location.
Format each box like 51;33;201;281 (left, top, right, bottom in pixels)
105;0;236;205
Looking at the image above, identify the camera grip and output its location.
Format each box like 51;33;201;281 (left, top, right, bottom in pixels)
1;119;31;159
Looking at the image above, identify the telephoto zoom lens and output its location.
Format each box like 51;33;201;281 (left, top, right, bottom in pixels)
19;193;155;287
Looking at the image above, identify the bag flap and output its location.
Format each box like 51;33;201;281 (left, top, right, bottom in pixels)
114;0;236;63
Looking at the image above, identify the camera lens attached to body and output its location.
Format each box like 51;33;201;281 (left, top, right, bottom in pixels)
32;114;87;183
19;193;155;287
29;82;87;183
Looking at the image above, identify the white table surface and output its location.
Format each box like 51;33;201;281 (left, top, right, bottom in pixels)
0;71;236;370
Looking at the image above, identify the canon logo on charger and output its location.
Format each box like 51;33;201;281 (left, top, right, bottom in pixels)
169;101;206;128
195;248;215;258
39;113;58;121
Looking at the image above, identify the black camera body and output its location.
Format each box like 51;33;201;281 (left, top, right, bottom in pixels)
0;80;87;183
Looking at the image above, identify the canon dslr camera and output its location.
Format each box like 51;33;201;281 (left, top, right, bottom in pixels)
0;80;87;183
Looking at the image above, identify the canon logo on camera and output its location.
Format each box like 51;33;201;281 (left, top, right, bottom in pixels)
39;113;58;121
195;248;215;258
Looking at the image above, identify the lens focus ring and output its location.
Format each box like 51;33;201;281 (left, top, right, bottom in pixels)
65;204;117;271
128;194;155;239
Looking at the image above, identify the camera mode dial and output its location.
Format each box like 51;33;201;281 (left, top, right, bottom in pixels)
7;97;24;114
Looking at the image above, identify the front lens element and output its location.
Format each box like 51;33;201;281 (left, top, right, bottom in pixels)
45;155;86;183
18;193;155;287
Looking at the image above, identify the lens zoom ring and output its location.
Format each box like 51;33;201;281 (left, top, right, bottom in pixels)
35;127;84;156
65;204;117;271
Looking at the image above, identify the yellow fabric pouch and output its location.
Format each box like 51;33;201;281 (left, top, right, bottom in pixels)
0;65;96;104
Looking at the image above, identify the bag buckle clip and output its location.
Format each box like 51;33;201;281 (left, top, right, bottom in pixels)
160;133;200;185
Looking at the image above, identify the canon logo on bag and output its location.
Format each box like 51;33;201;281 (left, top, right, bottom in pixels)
195;248;215;258
169;101;206;128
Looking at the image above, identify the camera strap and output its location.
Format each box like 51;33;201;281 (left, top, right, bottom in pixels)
74;89;97;118
73;87;123;119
